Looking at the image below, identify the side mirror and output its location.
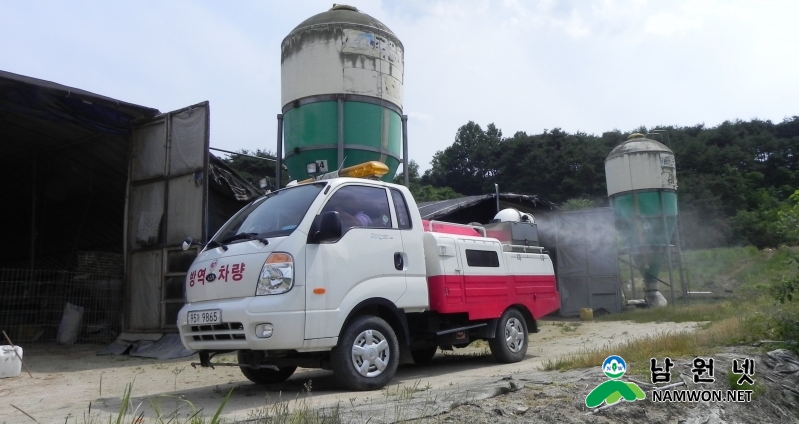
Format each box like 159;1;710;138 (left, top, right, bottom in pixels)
312;211;342;243
183;237;199;251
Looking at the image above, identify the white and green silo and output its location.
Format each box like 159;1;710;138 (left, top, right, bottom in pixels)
278;5;405;183
605;133;679;307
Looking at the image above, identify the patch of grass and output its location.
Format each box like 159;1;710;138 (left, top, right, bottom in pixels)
727;370;765;399
383;380;431;402
468;339;488;348
597;299;752;323
683;246;761;289
542;316;757;375
246;398;342;424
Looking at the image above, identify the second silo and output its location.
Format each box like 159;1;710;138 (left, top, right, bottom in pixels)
605;133;678;307
281;5;403;181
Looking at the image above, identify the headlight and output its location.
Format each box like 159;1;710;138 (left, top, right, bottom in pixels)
256;252;294;295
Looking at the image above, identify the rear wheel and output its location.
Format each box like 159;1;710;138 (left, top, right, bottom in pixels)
488;308;528;363
237;351;297;384
411;345;438;364
331;315;399;391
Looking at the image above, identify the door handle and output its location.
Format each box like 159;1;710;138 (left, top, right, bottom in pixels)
394;252;404;270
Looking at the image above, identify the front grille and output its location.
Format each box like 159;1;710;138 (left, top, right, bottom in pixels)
188;322;246;341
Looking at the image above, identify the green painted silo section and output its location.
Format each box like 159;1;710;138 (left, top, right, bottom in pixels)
282;101;402;181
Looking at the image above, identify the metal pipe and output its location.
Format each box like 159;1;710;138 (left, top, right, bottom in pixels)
401;114;409;187
629;254;636;299
276;114;283;187
495;184;500;213
337;97;344;168
29;154;36;271
650;129;672;150
674;211;689;301
661;191;676;306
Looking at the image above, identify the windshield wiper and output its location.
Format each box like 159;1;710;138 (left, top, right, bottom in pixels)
205;240;228;251
220;232;269;246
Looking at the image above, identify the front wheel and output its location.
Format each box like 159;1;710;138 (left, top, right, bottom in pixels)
488;308;528;363
237;351;297;384
331;315;399;391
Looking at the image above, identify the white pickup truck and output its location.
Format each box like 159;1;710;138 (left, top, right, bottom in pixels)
177;161;560;390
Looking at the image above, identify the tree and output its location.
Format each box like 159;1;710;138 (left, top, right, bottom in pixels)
425;122;501;195
394;160;463;202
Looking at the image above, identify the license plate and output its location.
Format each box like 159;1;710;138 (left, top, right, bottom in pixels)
188;309;221;325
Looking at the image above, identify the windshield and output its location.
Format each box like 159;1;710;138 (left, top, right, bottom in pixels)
213;183;325;244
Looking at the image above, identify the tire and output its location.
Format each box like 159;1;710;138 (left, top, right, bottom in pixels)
488;308;528;363
237;351;297;384
331;315;399;391
411;345;438;365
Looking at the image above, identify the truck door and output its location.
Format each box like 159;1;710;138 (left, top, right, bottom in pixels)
304;184;407;341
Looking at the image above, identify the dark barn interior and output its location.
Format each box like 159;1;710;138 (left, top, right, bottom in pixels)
0;71;160;343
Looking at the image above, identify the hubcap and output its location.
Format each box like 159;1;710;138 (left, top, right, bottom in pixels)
504;317;525;353
351;329;390;378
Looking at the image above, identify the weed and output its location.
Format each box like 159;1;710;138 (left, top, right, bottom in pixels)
727;370;764;399
560;323;578;333
171;365;186;391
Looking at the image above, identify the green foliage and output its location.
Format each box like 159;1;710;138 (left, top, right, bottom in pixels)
394;159;463;202
411;185;463;202
729;188;799;248
775;257;799;304
561;197;594;210
423;122;502;195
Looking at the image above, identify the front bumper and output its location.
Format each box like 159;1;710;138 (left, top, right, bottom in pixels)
177;289;305;351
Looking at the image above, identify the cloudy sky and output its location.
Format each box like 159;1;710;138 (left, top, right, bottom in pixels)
3;0;797;172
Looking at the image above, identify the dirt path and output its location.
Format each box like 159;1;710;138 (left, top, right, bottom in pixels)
0;319;703;423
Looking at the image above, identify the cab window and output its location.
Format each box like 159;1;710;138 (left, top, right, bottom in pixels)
390;189;412;230
322;185;392;230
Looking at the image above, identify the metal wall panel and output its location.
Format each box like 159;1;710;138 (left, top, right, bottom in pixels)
169;106;207;176
558;276;590;316
128;182;165;249
130;122;167;181
166;173;203;244
126;102;209;331
129;250;162;329
553;208;622;317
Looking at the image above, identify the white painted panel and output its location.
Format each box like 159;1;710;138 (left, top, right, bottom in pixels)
342;29;380;58
382;74;403;105
343;67;380;96
606;152;677;196
282;39;345;104
282;28;404;109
